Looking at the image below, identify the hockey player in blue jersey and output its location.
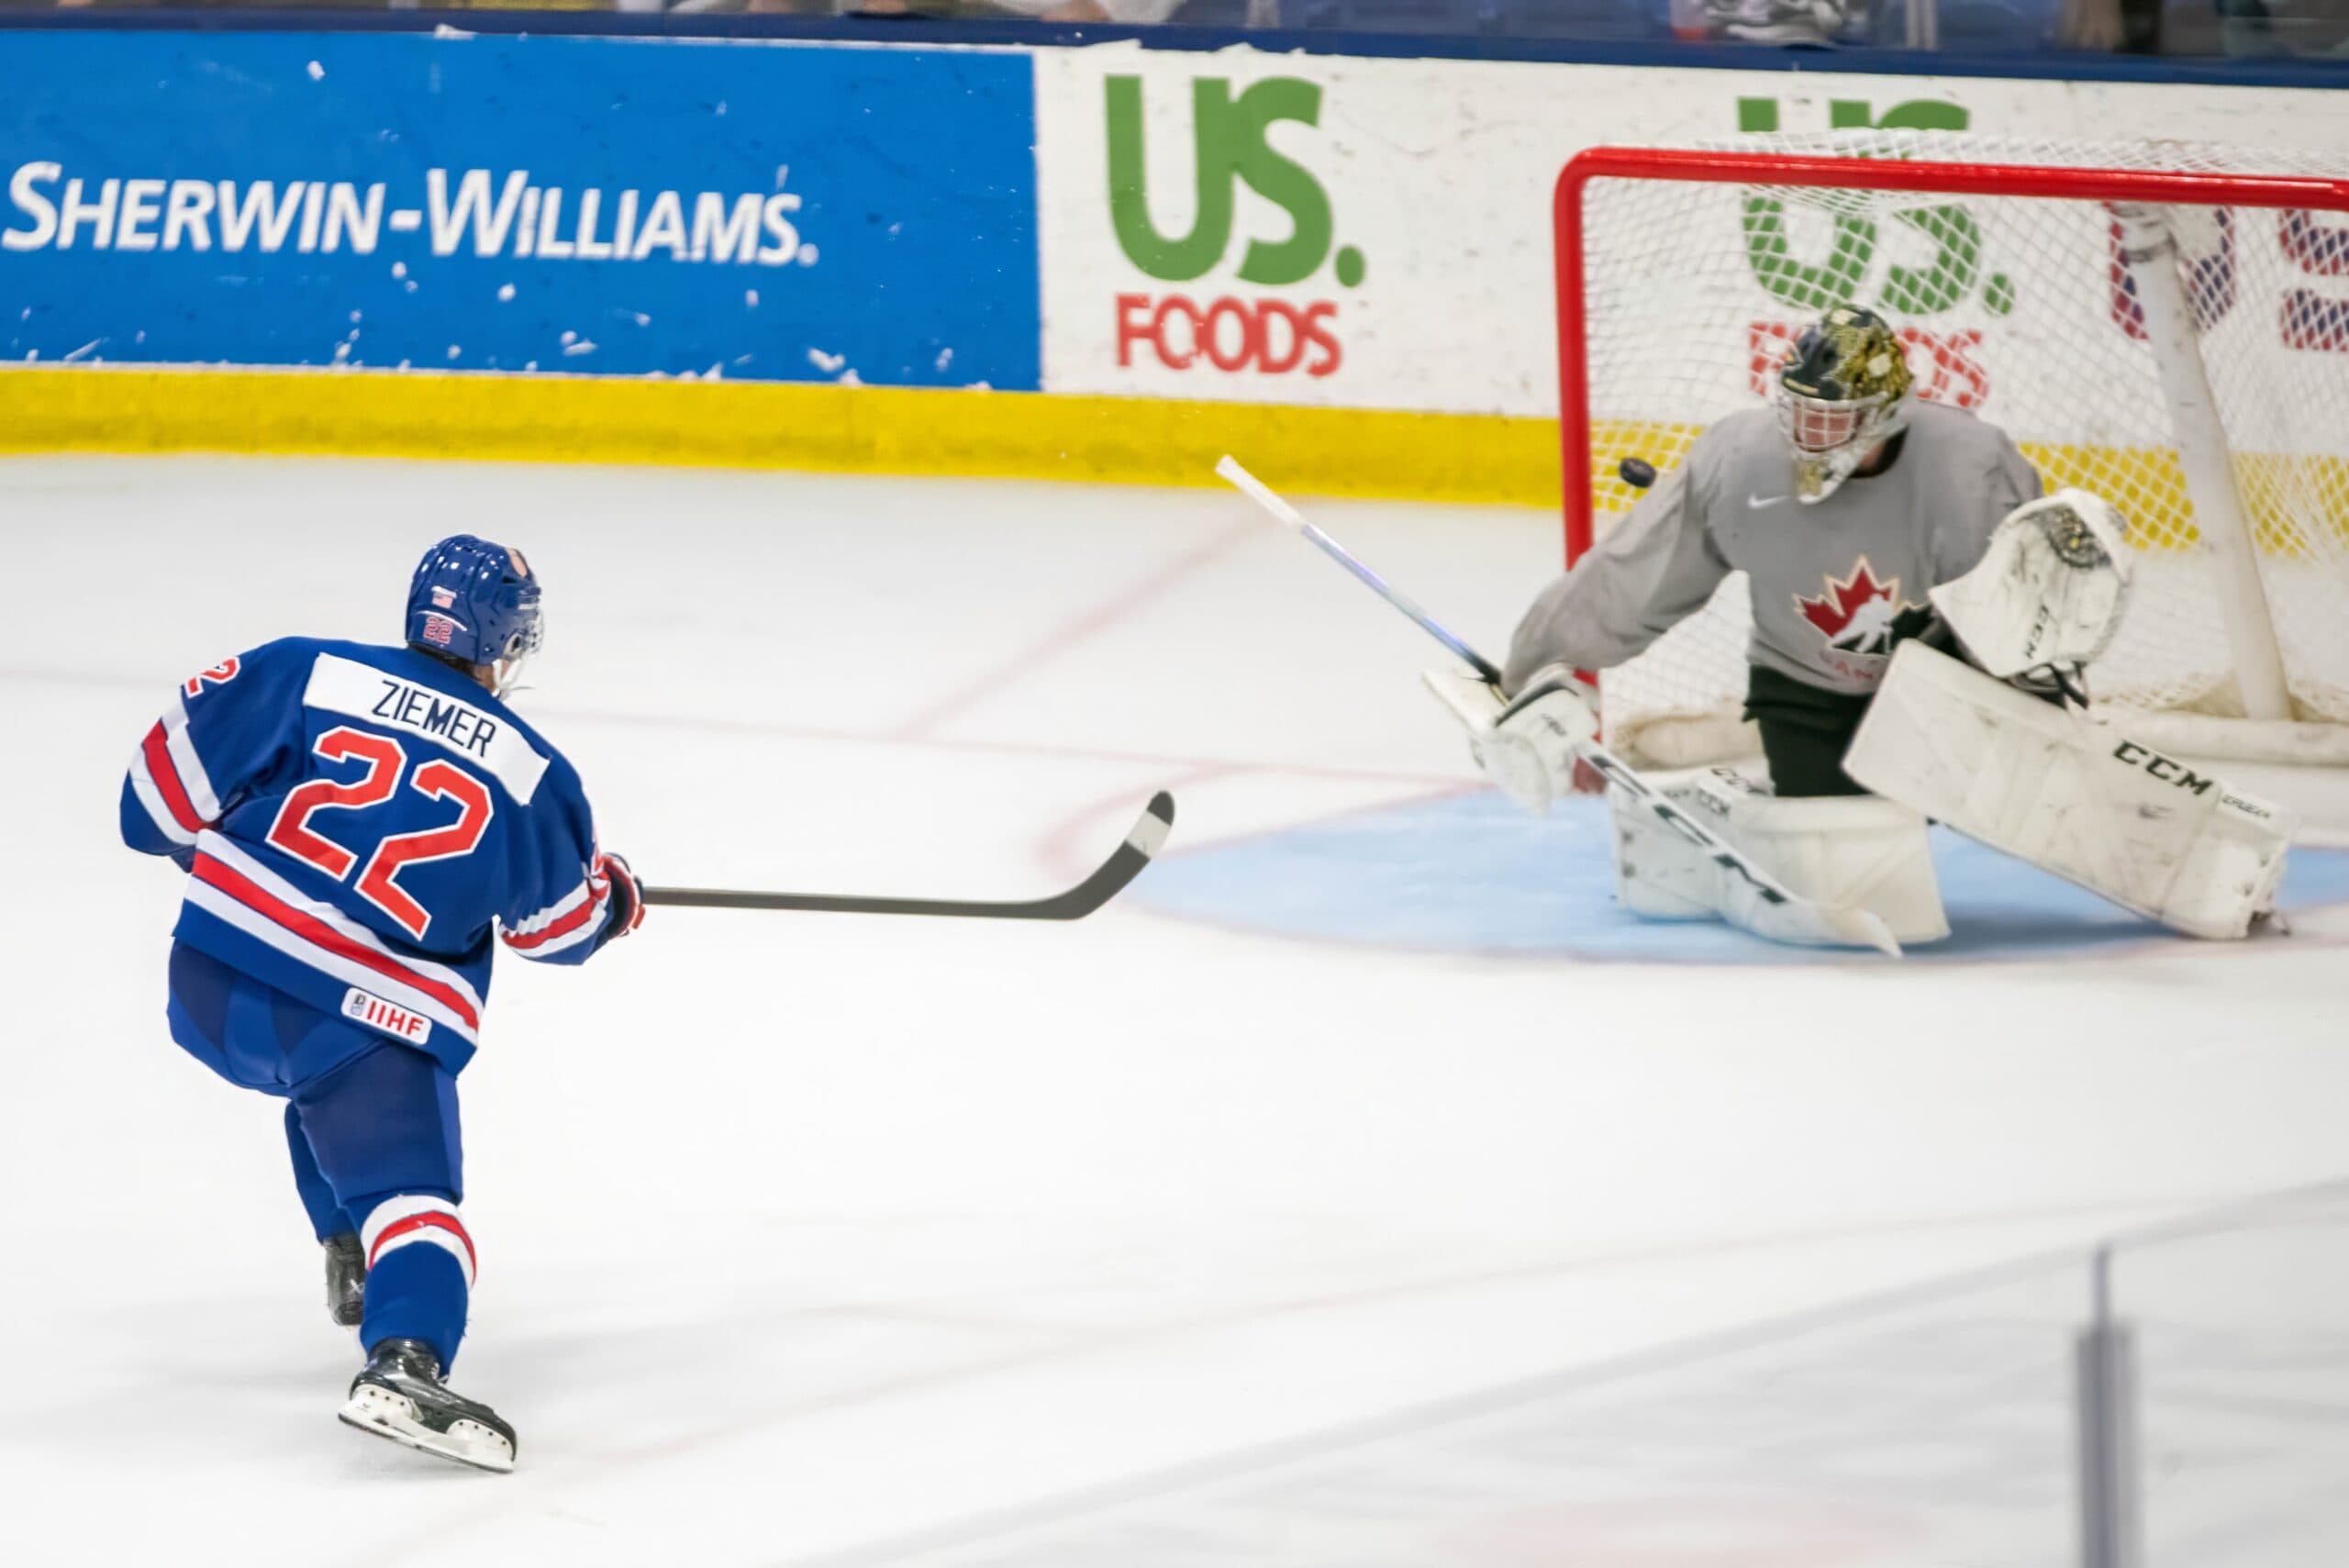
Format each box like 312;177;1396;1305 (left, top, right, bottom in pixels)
119;535;643;1473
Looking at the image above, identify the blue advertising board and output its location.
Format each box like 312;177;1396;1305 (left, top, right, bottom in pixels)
0;30;1039;388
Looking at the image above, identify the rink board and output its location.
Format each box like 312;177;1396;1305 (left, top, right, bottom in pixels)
0;29;1040;388
4;24;2347;502
16;361;2328;535
0;363;1554;502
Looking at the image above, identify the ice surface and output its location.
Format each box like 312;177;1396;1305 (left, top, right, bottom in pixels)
1;456;2343;1564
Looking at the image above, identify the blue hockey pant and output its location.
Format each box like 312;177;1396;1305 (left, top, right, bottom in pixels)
164;942;473;1370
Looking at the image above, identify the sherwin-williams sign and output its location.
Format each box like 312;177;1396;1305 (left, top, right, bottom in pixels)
6;28;2344;433
1035;45;2349;418
0;29;1040;387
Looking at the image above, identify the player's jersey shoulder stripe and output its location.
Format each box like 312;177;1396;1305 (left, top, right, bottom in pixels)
157;695;223;821
126;759;197;848
137;721;207;837
127;687;229;847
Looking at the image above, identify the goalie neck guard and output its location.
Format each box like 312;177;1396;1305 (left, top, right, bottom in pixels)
406;535;543;697
1776;306;1914;504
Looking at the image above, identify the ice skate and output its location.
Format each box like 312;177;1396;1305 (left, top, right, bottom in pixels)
323;1234;363;1329
339;1339;517;1473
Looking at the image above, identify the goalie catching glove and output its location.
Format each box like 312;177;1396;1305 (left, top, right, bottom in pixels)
1932;487;2132;697
1421;663;1598;816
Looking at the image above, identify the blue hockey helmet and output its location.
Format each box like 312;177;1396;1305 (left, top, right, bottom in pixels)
406;535;543;695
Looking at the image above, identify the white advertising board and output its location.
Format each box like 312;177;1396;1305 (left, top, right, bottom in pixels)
1034;47;2349;419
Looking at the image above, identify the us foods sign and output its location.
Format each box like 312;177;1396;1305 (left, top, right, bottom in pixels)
1105;76;1364;379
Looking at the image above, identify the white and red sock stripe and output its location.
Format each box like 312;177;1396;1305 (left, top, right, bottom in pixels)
361;1195;477;1289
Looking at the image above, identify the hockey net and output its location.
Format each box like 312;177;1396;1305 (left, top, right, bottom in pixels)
1556;133;2349;768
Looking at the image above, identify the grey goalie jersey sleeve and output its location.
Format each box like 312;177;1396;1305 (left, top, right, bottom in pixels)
1506;402;2043;698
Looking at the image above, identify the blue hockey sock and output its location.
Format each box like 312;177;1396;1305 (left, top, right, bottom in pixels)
284;1105;354;1242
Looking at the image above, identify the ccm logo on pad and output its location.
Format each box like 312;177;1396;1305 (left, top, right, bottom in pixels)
343;987;431;1043
2113;740;2214;796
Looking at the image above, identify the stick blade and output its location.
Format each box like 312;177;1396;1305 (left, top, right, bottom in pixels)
1041;791;1177;920
1130;790;1176;858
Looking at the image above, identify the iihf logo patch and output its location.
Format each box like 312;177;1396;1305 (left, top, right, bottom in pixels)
430;587;458;609
1795;557;1932;657
422;613;459;648
342;987;430;1042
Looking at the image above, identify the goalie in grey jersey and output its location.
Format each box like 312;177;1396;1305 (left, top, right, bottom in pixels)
1436;306;2293;946
1512;306;2039;797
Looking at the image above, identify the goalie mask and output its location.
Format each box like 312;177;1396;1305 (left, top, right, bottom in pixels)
1776;306;1914;504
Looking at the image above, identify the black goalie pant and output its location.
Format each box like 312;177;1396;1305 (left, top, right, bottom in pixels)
1744;665;1875;798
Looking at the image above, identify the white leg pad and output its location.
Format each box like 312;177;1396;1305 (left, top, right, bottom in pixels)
1844;641;2295;940
1610;778;1716;921
1610;768;1948;944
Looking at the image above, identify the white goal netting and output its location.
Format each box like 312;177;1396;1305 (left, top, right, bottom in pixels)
1564;133;2349;767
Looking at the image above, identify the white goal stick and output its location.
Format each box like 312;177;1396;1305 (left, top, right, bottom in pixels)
1217;457;1506;684
1217;456;1900;957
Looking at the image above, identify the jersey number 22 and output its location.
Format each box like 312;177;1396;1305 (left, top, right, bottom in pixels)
266;727;495;940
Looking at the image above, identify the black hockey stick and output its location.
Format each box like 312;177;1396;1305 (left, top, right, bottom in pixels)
643;792;1174;921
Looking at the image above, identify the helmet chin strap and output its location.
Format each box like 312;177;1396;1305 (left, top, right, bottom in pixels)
487;650;529;698
485;612;543;699
1794;445;1867;504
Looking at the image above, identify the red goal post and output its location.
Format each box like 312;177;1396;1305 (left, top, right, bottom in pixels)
1550;138;2349;767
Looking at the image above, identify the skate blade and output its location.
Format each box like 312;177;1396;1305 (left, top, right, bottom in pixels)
340;1385;515;1474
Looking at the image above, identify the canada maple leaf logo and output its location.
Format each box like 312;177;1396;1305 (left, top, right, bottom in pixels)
1795;558;1929;656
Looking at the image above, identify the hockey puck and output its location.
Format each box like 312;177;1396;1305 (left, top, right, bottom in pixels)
1618;457;1657;489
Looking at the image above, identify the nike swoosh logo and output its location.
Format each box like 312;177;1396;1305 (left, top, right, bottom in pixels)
1747;493;1789;509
